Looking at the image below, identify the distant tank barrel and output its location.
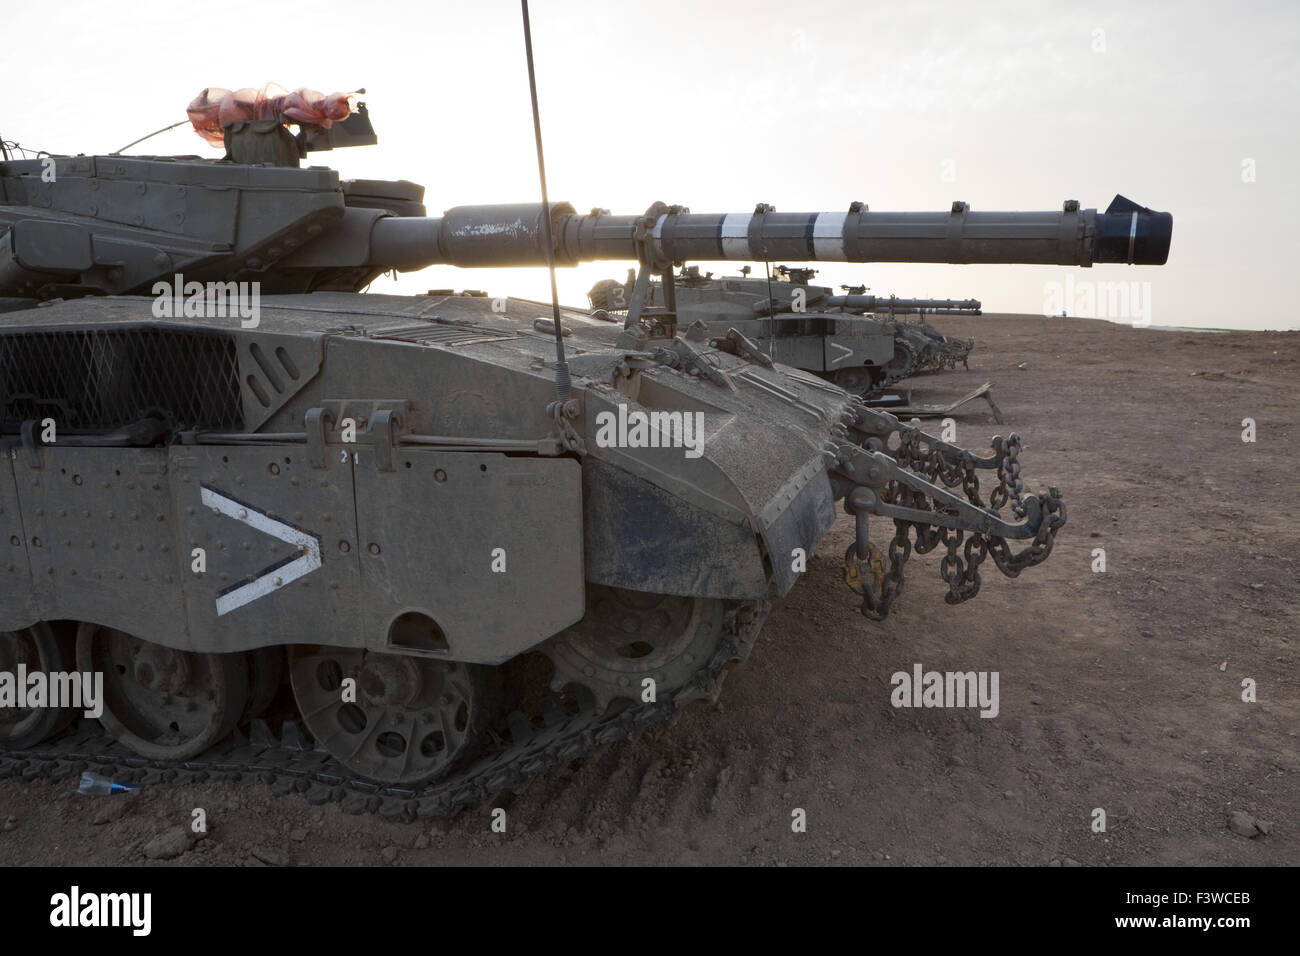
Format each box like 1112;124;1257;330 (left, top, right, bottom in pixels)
822;296;982;313
375;194;1171;271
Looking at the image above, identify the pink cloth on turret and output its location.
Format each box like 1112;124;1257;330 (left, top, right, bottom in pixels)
187;84;355;146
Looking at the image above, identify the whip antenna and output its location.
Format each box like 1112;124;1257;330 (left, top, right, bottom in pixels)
520;0;571;404
111;120;188;156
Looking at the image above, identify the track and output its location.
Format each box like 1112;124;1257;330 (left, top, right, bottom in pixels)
0;602;768;820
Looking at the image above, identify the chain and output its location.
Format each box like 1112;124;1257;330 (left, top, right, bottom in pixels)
853;426;1064;615
989;434;1025;515
987;487;1066;577
854;521;911;621
938;528;987;604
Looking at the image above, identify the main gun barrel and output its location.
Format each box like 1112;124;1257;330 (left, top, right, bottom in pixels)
367;194;1171;271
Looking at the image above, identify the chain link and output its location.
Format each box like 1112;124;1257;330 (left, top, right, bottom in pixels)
854;521;911;621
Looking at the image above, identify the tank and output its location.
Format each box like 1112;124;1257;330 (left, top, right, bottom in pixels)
0;115;1172;815
587;266;984;395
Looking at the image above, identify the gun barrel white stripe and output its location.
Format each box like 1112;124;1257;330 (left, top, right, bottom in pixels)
813;212;847;260
720;213;751;259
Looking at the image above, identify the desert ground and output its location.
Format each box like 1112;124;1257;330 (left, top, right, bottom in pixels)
1;313;1296;866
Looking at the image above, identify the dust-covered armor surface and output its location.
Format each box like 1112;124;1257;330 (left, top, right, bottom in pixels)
0;124;1172;812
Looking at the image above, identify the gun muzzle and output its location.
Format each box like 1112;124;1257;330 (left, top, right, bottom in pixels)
1092;194;1173;265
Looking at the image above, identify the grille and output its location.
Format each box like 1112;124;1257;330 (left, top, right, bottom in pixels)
0;327;244;432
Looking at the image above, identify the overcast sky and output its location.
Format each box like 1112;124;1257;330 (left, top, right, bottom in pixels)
5;0;1296;329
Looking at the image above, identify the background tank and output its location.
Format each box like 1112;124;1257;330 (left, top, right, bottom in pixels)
587;265;983;395
0;114;1172;812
